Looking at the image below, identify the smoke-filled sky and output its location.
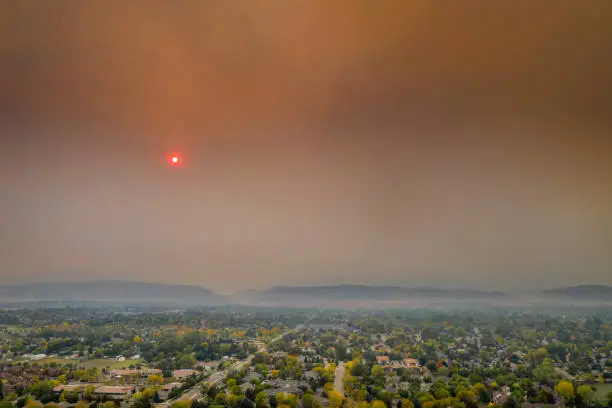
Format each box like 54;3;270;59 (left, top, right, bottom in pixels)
1;1;612;292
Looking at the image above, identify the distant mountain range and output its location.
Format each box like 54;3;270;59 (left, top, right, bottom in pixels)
1;281;611;308
230;284;508;307
0;280;223;306
540;285;612;300
263;284;505;299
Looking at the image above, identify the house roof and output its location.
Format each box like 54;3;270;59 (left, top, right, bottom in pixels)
173;369;197;376
161;382;183;391
95;386;134;394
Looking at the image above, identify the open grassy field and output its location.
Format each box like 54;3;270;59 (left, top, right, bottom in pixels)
29;357;75;366
80;358;144;369
594;382;612;402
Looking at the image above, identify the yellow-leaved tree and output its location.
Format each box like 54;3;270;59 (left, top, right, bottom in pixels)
554;381;574;405
327;390;344;408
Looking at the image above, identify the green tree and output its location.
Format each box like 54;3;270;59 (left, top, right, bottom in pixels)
177;354;197;368
102;402;116;408
24;402;42;408
169;401;191;408
478;388;491;403
457;390;477;407
83;385;95;400
372;401;387;408
576;386;593;406
0;402;13;408
401;399;414;408
255;392;269;408
302;393;315;408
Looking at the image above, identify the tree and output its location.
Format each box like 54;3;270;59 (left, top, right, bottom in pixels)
328;391;343;408
302;393;315;408
0;402;13;408
350;361;368;377
83;385;95;400
238;399;254;408
576;386;593;406
0;378;4;400
255;392;269;408
169;401;191;408
102;402;116;408
24;402;42;408
372;401;387;408
74;402;89;408
554;381;574;405
43;404;60;408
148;374;163;385
502;398;518;408
177;354;197;368
457;390;477;408
477;388;491;403
133;335;141;343
401;399;414;408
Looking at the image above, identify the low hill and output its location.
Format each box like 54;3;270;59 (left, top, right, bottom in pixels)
0;280;224;306
541;285;612;300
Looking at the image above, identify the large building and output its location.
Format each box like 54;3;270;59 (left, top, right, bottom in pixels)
93;385;134;400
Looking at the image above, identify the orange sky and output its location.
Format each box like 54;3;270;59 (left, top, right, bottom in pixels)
1;1;611;291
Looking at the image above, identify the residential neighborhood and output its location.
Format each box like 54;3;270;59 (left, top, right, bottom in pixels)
1;307;612;408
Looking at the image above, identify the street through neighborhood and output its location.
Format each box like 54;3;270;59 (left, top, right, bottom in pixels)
333;362;345;396
159;325;305;406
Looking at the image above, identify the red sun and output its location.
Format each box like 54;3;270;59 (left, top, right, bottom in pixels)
167;154;182;166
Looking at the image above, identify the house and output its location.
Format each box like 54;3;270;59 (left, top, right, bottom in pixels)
93;385;134;400
24;354;47;361
172;369;197;380
196;361;220;371
383;362;404;373
303;370;320;383
159;382;183;401
271;351;288;359
52;383;102;396
376;356;390;365
403;358;420;369
110;368;162;378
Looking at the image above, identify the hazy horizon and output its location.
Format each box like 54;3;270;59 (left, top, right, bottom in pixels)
2;2;611;292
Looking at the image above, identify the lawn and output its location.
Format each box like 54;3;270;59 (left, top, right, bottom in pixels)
80;358;144;369
33;357;75;366
593;382;612;402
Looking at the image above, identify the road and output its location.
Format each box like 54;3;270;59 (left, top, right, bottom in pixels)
333;362;345;396
158;325;304;406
